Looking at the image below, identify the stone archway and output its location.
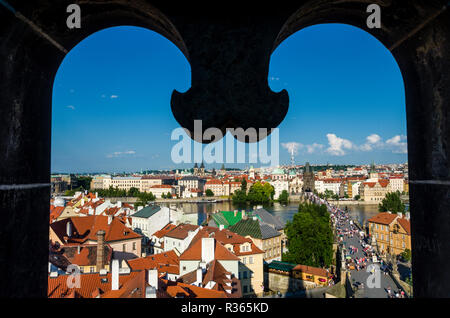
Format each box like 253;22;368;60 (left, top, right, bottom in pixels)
0;0;449;297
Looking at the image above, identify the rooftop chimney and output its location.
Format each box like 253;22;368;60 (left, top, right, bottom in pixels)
234;210;238;217
405;212;410;220
117;201;122;208
66;221;72;238
201;238;215;264
219;224;224;231
397;212;403;219
96;230;106;272
108;215;113;225
148;269;158;290
196;267;203;287
111;259;119;291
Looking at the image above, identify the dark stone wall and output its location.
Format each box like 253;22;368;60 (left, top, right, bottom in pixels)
0;0;449;297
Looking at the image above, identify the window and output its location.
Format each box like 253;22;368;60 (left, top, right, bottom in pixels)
90;266;95;273
123;244;126;252
133;242;136;250
243;257;246;264
243;271;248;279
249;256;253;264
243;285;248;293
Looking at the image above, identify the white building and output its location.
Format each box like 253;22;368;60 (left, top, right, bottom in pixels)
389;177;404;193
163;224;200;254
131;205;171;238
149;185;175;198
352;181;362;197
179;237;240;280
269;179;289;199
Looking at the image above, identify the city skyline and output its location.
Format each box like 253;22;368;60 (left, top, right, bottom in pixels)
52;23;407;173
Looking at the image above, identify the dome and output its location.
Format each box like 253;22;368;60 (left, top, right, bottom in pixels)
272;168;285;175
54;197;65;207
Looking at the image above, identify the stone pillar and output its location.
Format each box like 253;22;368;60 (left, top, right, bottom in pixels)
0;8;64;297
393;6;450;297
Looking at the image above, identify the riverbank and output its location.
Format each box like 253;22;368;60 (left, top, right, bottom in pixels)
326;200;379;206
104;196;230;204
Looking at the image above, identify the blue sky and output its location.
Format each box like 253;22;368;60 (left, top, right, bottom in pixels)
51;24;407;173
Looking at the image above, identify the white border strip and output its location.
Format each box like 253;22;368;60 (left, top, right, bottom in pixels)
409;180;450;186
0;183;51;190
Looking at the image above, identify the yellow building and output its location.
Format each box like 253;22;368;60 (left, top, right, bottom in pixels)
292;264;331;286
368;212;411;255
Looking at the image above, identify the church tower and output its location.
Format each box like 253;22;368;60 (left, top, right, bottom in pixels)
302;162;315;193
193;162;199;175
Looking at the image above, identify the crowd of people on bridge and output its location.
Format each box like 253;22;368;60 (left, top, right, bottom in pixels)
303;192;407;298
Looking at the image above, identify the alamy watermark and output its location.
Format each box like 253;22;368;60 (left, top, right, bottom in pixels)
171;120;279;166
366;264;381;289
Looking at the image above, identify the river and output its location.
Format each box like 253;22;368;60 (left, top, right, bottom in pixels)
160;201;381;226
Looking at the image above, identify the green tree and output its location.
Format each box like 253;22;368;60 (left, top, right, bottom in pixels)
241;178;247;192
127;187;140;197
263;183;275;200
232;189;247;204
135;191;156;207
282;203;333;268
278;190;289;205
167;192;172;199
324;189;334;199
76;176;93;190
400;248;411;262
354;194;361;201
379;191;405;213
247;182;270;204
205;189;214;197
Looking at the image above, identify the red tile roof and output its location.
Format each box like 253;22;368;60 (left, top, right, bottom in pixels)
161;279;227;298
48;271;146;298
152;224;177;239
127;250;180;275
164;224;199;239
367;212;397;225
180;238;240;261
292;264;330;278
397;217;411;235
50;206;65;223
191;226;264;256
50;216;141;244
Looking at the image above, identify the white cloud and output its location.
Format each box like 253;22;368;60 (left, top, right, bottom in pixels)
306;143;324;154
386;135;408;153
360;133;383;151
269;76;280;81
106;150;136;158
326;133;354;156
110;95;119;99
66;105;75;110
281;142;303;155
